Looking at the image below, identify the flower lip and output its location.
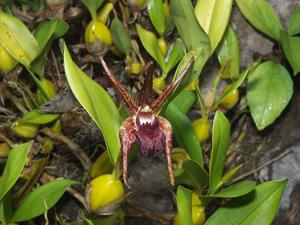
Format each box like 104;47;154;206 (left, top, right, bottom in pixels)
136;104;157;127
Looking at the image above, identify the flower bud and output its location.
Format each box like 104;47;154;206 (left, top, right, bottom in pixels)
84;20;112;55
126;62;142;76
192;192;202;206
85;174;125;212
158;37;168;56
192;118;211;143
220;85;239;110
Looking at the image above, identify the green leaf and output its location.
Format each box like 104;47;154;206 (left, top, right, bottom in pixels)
136;24;166;72
280;31;300;75
176;186;193;225
0;142;32;200
0;193;13;224
288;6;300;36
52;20;69;39
235;0;283;41
0;11;39;67
182;160;209;194
209;111;230;195
170;0;210;53
212;65;249;110
148;0;165;35
164;99;203;166
204;179;287;225
31;19;69;77
81;0;104;19
221;164;242;184
165;38;185;74
172;90;196;115
63;43;122;166
11;179;78;222
110;17;131;55
247;61;293;130
217;26;240;78
34;19;69;50
18;110;59;125
34;20;57;51
194;0;233;54
208;180;256;198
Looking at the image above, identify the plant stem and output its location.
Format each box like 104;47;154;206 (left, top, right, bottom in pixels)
27;69;50;101
112;168;122;180
212;74;221;99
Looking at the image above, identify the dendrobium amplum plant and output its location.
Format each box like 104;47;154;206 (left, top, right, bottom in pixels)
0;0;297;224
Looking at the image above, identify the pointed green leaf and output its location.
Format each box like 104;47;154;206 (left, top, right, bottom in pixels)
52;20;69;39
63;43;122;166
209;180;256;198
148;0;165;35
34;20;57;50
236;0;283;41
221;164;243;184
247;61;293;130
205;179;287;225
194;0;233;54
217;26;240;78
170;0;210;53
165;38;185;74
110;17;131;55
209;111;230;194
11;179;78;222
288;6;300;36
182;160;209;193
0;142;32;200
280;31;300;75
31;19;69;77
18;110;59;125
176;186;193;225
34;19;69;50
172;90;196;115
0;11;39;67
164;100;203;166
136;24;166;72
